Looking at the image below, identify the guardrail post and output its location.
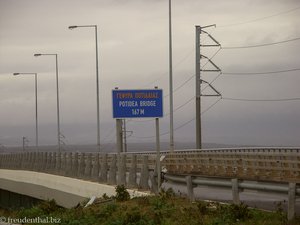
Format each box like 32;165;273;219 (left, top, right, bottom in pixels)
91;153;100;181
65;152;73;177
46;152;52;173
99;154;108;183
14;153;18;169
51;152;57;173
288;182;296;221
84;153;92;179
232;178;240;204
61;152;66;175
14;154;18;169
33;152;40;172
25;153;30;170
10;154;14;169
31;152;36;171
35;152;41;171
0;155;4;169
9;154;13;169
55;152;61;174
186;175;195;201
108;154;117;185
18;153;22;169
78;153;85;178
128;154;137;188
41;152;47;172
9;154;12;169
139;155;149;189
11;154;15;169
72;152;78;177
22;152;28;170
31;152;37;171
117;154;126;185
8;154;12;169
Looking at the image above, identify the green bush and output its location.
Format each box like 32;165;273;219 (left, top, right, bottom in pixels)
196;201;209;215
115;185;130;202
212;202;251;225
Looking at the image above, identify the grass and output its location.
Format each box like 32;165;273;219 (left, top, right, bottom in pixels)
0;187;300;225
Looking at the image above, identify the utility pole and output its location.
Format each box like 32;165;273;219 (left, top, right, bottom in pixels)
195;26;201;149
195;25;221;149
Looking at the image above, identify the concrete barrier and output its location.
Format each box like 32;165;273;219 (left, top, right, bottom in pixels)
0;169;149;208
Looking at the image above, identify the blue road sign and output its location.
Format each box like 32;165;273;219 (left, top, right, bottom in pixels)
112;89;163;118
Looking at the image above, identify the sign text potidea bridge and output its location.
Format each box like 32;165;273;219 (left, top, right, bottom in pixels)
112;89;163;118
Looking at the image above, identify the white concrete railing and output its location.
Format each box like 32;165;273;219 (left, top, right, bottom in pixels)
163;148;300;183
0;152;159;192
0;147;299;185
0;147;300;219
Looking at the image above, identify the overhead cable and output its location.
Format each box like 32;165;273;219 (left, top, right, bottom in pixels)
222;97;300;102
218;6;300;28
223;68;300;75
222;37;300;49
131;97;221;139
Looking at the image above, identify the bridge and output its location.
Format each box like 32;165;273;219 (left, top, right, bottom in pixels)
0;147;299;220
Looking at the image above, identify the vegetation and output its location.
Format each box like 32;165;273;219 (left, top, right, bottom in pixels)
0;186;299;225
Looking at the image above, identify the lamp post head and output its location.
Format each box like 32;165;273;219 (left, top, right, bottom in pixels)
13;73;20;76
34;54;42;57
68;26;78;30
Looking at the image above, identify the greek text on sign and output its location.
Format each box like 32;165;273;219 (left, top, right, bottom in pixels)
112;89;163;118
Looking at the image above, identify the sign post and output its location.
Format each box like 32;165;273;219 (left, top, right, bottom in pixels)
112;88;163;191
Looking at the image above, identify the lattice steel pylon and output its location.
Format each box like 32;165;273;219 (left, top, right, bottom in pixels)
195;25;222;149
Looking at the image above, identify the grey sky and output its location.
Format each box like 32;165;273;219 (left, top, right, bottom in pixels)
0;0;300;148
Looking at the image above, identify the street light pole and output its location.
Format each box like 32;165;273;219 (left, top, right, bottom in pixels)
68;25;101;151
34;53;61;152
168;0;174;152
13;72;39;150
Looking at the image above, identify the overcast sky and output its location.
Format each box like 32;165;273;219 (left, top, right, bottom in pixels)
0;0;300;149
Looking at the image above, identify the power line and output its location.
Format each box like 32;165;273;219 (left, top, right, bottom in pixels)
201;97;222;114
163;48;222;98
218;6;300;28
142;47;194;88
130;97;221;139
100;127;115;143
223;68;300;76
222;37;300;49
164;74;194;98
222;97;300;102
202;72;222;92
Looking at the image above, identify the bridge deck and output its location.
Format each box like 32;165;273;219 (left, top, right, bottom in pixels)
0;169;148;208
